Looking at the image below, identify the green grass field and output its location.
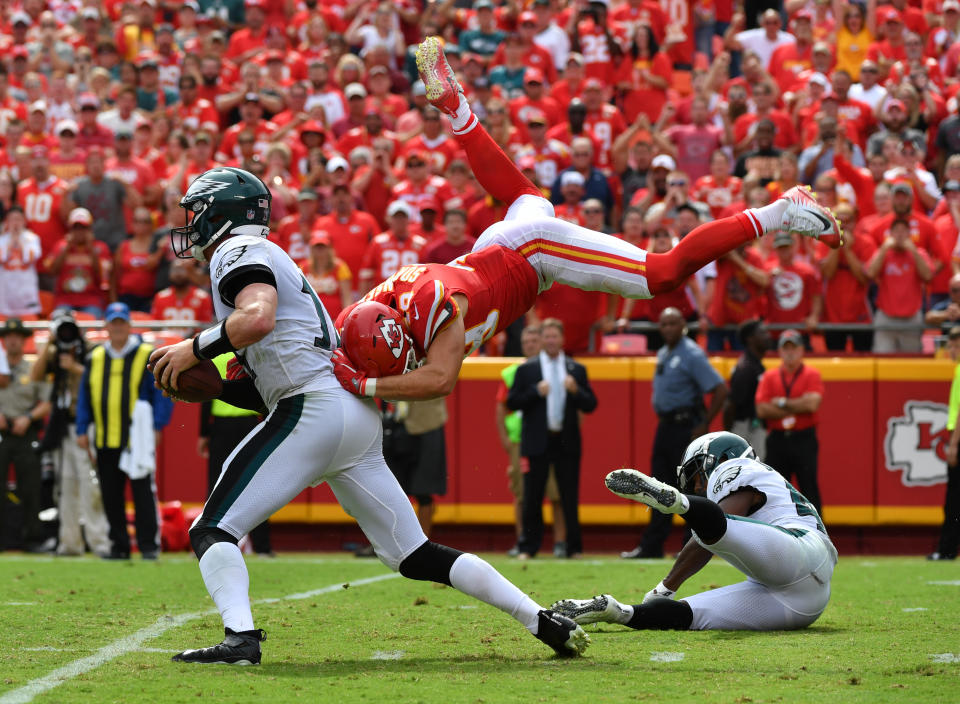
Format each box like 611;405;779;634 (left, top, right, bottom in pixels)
3;554;959;704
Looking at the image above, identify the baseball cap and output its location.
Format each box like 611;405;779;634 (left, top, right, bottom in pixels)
194;131;212;144
517;155;537;171
11;11;31;26
326;156;349;173
105;302;131;323
526;109;547;125
474;0;494;9
368;65;389;78
778;329;804;348
411;80;426;97
309;230;331;246
82;7;100;19
418;195;439;212
891;181;913;196
794;9;813;21
946;0;960;11
560;171;585;187
29;100;47;114
79;93;101;109
566;52;584;66
807;72;829;88
879;6;902;24
651;154;677;171
463;52;487;66
0;318;31;337
885;99;906;114
68;207;93;226
405;149;429;165
524;67;545;84
945;180;960;192
519;10;537;24
115;128;133;140
773;230;795;247
820;87;838;101
297;190;319;202
264;50;285;63
137;53;159;68
387;200;413;217
299;120;325;136
11;46;29;59
55;119;79;136
583;78;604;91
344;82;367;99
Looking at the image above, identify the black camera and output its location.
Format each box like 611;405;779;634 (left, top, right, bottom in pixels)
50;309;81;353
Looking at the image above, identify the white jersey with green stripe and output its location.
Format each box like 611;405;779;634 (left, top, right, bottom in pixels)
210;234;341;409
707;457;830;539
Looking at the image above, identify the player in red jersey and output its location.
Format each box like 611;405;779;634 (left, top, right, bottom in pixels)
330;38;842;401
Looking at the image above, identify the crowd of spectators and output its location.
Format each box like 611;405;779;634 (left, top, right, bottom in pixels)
0;0;958;355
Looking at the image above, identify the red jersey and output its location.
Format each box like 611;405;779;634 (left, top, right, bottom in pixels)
764;257;821;325
867;213;936;252
614;51;673;124
219;120;278;161
225;26;268;62
819;235;876;324
150;285;213;335
301;258;351;321
583;104;627;170
768;42;812;94
105;156;154;195
47;240;110;309
19;177;68;256
273;213;319;263
360;232;428;285
872;245;933;318
115;241;156;298
693;174;743;218
514;139;571;190
358;245;539;356
313;210;379;290
174;98;219;133
391;176;457;223
733;111;797;151
401;134;461;174
708;247;767;325
610;1;668;43
756;364;824;431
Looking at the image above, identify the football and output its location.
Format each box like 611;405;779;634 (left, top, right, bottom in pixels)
164;359;223;403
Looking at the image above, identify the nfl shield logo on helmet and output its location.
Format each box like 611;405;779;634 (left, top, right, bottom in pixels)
379;319;404;359
246;209;255;220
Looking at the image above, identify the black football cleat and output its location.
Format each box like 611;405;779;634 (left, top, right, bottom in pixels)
534;609;589;657
172;628;266;665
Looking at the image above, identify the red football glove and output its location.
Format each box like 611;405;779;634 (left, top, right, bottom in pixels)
332;348;376;397
225;355;249;380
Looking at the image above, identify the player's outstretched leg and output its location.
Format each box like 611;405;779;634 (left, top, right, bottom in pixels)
605;469;728;543
551;593;694;631
415;36;541;207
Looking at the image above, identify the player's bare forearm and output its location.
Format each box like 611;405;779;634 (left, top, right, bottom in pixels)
662;540;714;592
227;283;278;348
371;315;466;401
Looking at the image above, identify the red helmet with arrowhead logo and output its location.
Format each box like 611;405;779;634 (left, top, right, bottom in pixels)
337;301;418;378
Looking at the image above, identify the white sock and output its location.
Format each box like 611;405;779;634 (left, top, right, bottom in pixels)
448;553;542;633
677;494;691;512
450;94;477;134
198;542;255;632
613;599;635;625
746;199;788;234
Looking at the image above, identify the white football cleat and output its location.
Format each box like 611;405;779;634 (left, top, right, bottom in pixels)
551;594;632;625
605;469;685;514
778;185;842;248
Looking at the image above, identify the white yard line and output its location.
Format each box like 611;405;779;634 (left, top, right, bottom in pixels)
1;572;399;704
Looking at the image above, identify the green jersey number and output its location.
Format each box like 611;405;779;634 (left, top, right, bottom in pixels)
785;481;825;533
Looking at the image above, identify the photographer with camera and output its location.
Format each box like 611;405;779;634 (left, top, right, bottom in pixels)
30;308;110;557
0;319;52;552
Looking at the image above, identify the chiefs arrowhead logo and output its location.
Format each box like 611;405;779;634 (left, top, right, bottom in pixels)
885;401;950;486
378;318;405;359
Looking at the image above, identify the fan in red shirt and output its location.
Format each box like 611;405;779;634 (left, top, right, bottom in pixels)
732;81;797;152
755;331;825;434
359;200;428;292
421;209;477;264
300;230;353;322
866;8;908;70
273;190;322;264
44;208;110;315
514;110;572;190
509;69;563;138
707;244;769;350
18;146;68;258
764;231;822;336
553;172;587;225
581;79;627;171
225;1;269;64
314;184;379;295
150;259;213;337
217;95;278;162
693;151;743;218
867;182;937;252
335;111;401;163
768;12;814;95
391;150;457;224
614;25;673;124
610;0;668;43
174;74;219;134
549;53;588;108
401;107;461;174
534;282;606;354
866;217;933;353
817;204;876;352
489;11;557;84
365;66;409;128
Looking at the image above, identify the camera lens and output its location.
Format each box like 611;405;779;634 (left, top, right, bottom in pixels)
56;320;79;344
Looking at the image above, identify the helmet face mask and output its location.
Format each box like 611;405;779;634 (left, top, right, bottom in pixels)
170;167;272;262
677;431;756;494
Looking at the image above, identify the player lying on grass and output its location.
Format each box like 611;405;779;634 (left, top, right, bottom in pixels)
551;432;838;631
331;36;842;401
148;166;589;664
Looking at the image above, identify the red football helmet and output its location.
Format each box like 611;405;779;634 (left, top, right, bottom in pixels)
337;301;419;378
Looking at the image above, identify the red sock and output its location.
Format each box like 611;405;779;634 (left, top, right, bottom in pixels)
453;124;542;204
645;213;756;295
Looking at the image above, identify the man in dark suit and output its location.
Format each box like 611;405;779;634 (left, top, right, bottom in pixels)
507;318;597;559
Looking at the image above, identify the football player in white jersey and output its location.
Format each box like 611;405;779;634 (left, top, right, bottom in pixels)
552;432;838;631
148;167;589;664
